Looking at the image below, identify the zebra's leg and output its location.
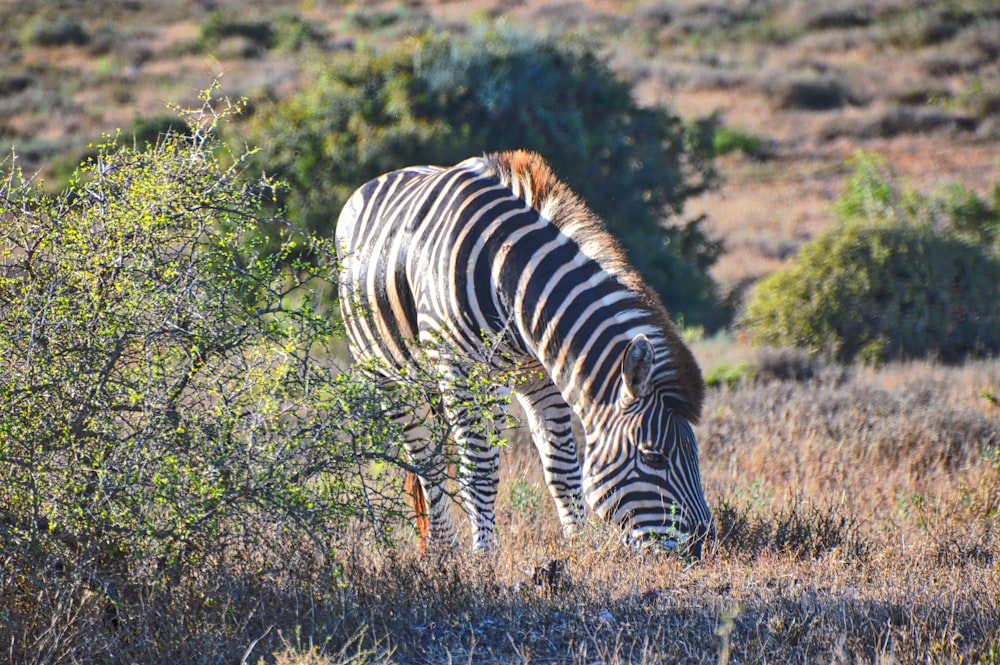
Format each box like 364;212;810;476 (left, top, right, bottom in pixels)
397;404;461;550
434;371;503;552
512;378;586;536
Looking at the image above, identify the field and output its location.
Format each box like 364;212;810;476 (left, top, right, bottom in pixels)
3;1;1000;663
9;355;999;663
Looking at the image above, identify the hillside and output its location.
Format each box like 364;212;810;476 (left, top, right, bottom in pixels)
3;0;998;305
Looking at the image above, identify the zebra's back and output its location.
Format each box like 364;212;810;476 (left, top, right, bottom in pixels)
336;156;541;374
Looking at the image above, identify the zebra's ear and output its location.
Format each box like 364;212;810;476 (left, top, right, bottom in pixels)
621;334;655;400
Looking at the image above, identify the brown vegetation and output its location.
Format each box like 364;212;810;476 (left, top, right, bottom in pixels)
4;353;999;663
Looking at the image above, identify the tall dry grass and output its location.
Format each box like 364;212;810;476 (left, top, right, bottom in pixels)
4;354;999;664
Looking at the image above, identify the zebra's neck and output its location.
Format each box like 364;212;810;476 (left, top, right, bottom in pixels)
531;318;674;432
491;227;671;427
469;152;702;429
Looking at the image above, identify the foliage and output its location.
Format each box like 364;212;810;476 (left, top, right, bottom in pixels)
197;9;328;54
742;152;1000;364
245;26;724;327
938;181;1000;252
712;124;773;159
346;5;413;31
704;361;758;389
8;351;1000;663
715;496;863;559
772;72;849;110
0;84;424;575
199;10;275;51
832;151;900;222
19;14;90;47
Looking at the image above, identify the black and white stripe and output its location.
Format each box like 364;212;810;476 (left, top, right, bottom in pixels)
336;151;713;553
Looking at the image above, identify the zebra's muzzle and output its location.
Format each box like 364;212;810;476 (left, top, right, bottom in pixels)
626;526;683;553
627;522;713;558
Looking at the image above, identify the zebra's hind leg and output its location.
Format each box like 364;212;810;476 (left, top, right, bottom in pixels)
399;408;461;551
457;427;502;552
399;361;503;551
431;370;503;552
513;379;586;537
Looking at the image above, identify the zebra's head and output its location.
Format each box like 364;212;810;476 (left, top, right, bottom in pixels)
581;334;714;557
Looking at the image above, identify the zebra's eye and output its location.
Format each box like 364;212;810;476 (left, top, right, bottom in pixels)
640;449;668;468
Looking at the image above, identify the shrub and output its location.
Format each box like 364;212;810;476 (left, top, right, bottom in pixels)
0;72;34;97
772;72;849;110
196;10;326;54
0;84;427;578
832;154;998;252
742;153;1000;364
270;10;330;51
19;15;90;47
49;115;196;211
346;5;412;30
198;10;275;51
245;27;725;328
753;346;821;383
125;113;188;147
885;7;971;49
831;151;899;221
715;497;863;559
938;181;1000;251
704;361;758;389
712;124;773;159
798;4;873;30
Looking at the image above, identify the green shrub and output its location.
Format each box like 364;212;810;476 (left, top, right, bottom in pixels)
0;72;34;96
198;10;275;51
833;152;999;251
245;27;725;328
799;4;873;30
49;114;194;192
704;361;758;389
125;113;189;147
196;10;327;54
712;124;773;159
832;152;899;222
742;154;1000;364
884;6;972;49
346;5;412;30
773;72;849;110
0;84;427;573
270;10;330;51
938;181;1000;251
20;15;90;47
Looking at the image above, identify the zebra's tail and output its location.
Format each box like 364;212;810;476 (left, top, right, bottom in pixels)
404;471;429;552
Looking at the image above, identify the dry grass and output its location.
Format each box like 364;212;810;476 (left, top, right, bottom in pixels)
5;357;999;664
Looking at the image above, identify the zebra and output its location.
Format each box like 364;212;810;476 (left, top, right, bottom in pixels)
335;150;713;554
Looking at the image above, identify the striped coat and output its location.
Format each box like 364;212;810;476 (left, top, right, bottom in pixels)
336;150;713;553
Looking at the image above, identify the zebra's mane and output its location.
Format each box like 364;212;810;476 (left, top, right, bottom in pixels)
483;150;704;421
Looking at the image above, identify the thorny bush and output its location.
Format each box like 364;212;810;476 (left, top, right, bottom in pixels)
0;83;505;585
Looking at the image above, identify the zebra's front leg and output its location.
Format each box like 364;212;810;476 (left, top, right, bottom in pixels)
513;379;586;537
